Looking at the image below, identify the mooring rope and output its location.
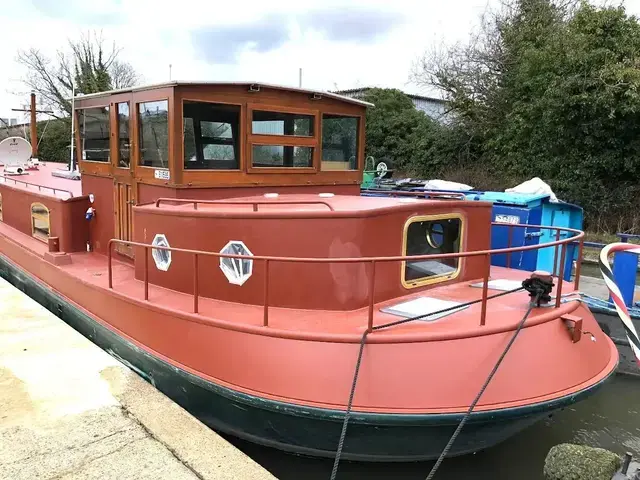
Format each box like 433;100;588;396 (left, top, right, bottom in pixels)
329;286;525;480
598;242;640;365
424;299;537;480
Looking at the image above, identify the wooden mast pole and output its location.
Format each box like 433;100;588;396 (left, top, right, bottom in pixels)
30;92;37;158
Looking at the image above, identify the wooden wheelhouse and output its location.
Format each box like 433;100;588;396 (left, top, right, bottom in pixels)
72;82;368;254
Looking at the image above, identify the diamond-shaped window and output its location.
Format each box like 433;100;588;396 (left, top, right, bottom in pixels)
152;234;171;271
220;241;253;286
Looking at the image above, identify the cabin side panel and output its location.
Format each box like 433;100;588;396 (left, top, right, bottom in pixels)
131;202;494;311
137;184;177;205
133;212;372;310
58;198;90;252
81;174;114;254
0;184;89;252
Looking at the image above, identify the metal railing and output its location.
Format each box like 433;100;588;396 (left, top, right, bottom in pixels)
107;223;583;332
0;175;74;198
155;197;335;212
361;189;467;200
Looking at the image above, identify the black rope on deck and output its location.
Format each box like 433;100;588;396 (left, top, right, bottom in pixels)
329;286;525;480
423;300;537;480
423;276;553;479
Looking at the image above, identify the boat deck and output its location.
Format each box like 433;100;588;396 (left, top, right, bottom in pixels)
0;163;82;199
0;219;578;339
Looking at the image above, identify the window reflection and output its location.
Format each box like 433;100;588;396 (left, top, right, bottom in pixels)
252;110;314;137
183;101;240;170
117;103;130;168
79;107;110;162
138;100;169;168
321;114;358;170
252;145;313;168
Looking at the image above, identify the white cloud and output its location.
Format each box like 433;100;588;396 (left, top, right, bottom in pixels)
4;0;640;120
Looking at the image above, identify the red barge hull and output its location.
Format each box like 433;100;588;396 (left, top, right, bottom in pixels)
0;240;618;461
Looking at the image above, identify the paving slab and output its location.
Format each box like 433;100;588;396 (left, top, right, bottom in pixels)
0;276;276;480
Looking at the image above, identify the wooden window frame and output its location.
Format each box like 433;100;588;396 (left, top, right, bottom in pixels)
401;213;465;289
114;101;132;171
136;98;171;173
247;102;319;174
181;98;243;173
31;202;50;242
76;104;112;177
319;112;361;172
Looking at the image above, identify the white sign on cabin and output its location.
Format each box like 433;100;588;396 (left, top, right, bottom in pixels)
154;169;170;180
494;214;520;225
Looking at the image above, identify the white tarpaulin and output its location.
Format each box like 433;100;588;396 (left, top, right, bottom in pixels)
505;177;558;202
423;179;473;191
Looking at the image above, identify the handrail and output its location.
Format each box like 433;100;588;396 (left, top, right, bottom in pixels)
0;175;74;198
154;197;334;211
361;189;467;200
107;223;583;332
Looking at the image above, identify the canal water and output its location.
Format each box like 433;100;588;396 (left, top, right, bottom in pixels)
227;374;640;479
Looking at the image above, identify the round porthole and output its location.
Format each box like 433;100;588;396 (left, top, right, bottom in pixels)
426;223;445;249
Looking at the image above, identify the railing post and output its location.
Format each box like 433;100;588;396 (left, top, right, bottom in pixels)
108;241;113;289
574;238;584;290
193;253;199;313
556;244;567;308
253;203;258;212
552;229;561;277
144;246;149;301
480;253;490;326
506;224;514;268
263;259;270;327
367;261;376;333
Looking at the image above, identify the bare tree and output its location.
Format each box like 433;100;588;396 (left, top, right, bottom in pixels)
16;31;140;118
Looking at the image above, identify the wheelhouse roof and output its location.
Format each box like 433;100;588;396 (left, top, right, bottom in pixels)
71;80;374;107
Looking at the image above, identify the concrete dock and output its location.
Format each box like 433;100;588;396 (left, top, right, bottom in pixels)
0;276;276;480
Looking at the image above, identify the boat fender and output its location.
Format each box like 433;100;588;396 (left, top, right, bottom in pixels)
85;207;95;221
522;271;554;306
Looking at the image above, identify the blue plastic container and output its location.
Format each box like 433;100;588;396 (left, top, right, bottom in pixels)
462;191;583;281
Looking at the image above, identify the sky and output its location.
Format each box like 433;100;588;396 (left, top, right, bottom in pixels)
1;0;639;120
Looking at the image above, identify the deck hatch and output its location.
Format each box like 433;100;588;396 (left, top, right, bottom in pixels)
381;297;468;320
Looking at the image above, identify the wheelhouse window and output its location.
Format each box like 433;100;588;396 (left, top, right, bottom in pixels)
78;107;110;162
403;215;463;287
183;101;240;170
138;100;169;168
117;103;130;168
252;111;314;137
31;202;50;241
321;114;358;170
252;145;313;168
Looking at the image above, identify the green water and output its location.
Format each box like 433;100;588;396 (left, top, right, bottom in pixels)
228;376;640;479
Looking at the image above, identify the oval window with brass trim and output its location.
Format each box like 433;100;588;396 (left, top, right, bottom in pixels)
31;202;50;241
